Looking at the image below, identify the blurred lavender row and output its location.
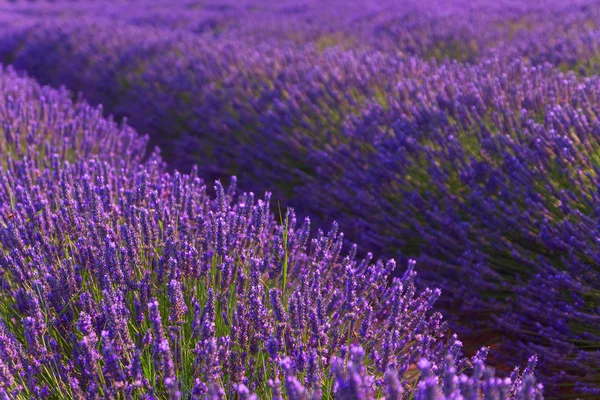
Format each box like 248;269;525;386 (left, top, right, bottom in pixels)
3;0;600;64
0;66;541;398
0;0;598;397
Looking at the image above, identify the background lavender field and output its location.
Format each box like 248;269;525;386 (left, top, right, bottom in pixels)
0;0;598;398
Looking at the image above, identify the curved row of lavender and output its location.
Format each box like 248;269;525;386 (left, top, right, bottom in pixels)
0;66;542;398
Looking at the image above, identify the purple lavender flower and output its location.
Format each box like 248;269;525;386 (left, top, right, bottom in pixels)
0;62;543;399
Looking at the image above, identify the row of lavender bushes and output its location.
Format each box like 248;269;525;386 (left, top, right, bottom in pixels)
1;9;600;396
0;66;542;398
4;0;600;65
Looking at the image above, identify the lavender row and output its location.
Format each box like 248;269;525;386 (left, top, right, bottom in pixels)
0;18;419;183
0;66;540;398
301;57;600;395
5;0;600;64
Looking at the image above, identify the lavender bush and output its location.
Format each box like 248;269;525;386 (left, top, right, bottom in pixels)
0;66;541;398
305;57;600;395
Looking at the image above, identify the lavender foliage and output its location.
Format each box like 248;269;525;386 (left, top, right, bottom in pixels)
1;0;598;396
0;67;540;398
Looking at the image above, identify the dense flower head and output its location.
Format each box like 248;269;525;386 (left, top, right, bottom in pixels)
0;66;540;398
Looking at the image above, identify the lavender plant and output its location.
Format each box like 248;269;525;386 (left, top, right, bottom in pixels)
0;66;541;398
305;58;600;395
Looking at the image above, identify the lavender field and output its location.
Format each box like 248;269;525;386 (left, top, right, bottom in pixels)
0;0;599;398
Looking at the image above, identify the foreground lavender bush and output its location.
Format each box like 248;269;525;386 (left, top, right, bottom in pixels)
0;67;542;398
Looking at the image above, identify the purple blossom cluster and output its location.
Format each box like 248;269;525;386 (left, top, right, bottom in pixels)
0;67;540;398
